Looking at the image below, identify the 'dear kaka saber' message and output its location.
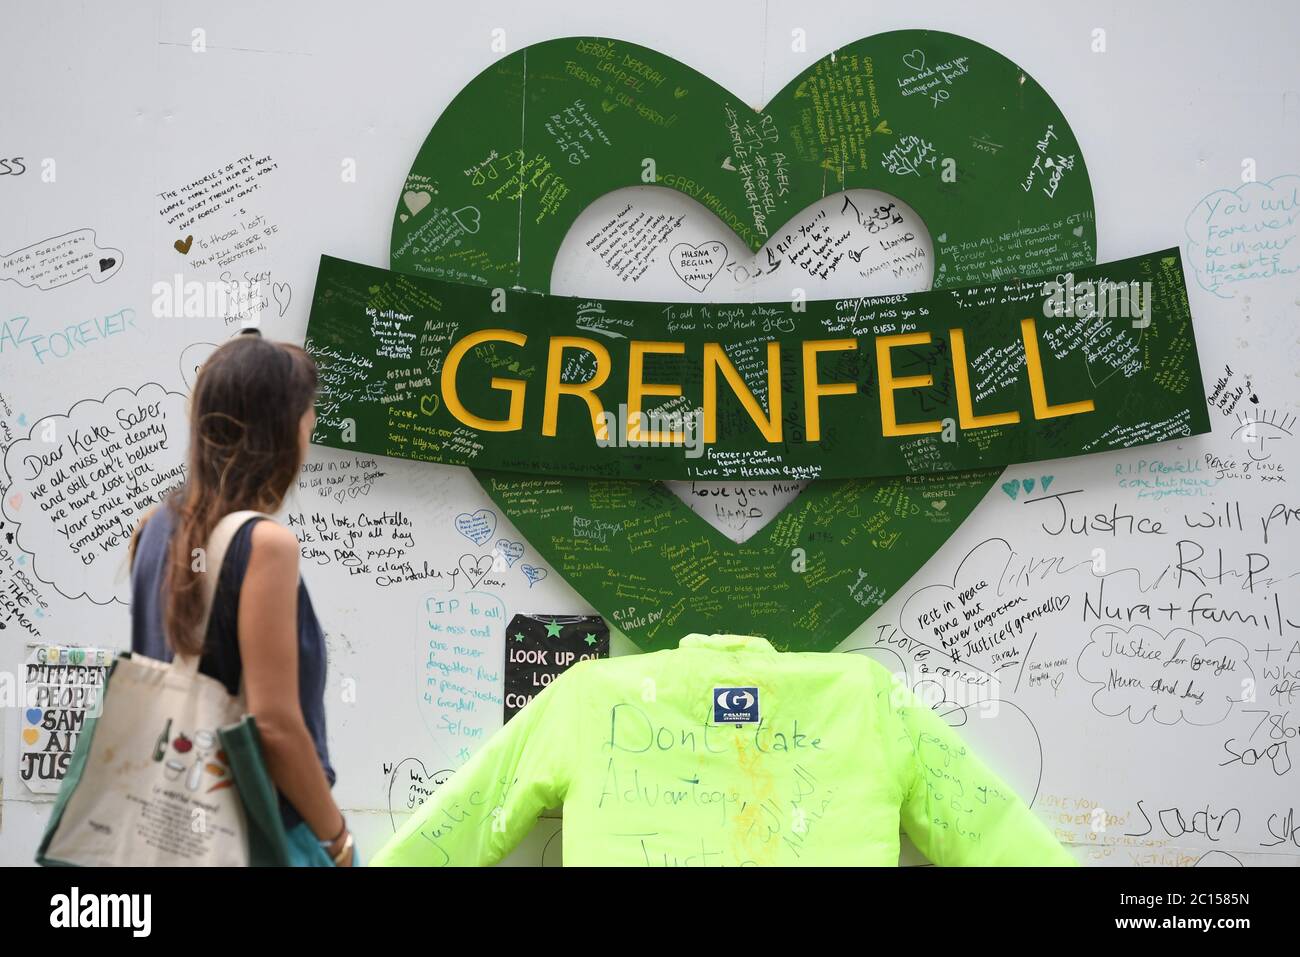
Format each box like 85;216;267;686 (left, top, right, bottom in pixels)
304;249;1209;481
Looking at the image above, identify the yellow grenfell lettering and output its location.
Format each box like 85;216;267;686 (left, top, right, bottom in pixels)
802;338;858;442
702;342;783;443
1020;318;1096;420
441;328;527;432
443;324;1096;445
875;332;942;437
543;336;612;438
627;341;685;444
949;328;1020;431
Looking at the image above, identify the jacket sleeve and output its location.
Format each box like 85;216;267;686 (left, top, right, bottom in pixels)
881;672;1077;866
370;662;582;867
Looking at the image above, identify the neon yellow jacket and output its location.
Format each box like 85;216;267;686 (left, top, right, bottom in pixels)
372;633;1077;866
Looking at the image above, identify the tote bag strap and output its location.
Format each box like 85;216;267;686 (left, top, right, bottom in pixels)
170;510;275;679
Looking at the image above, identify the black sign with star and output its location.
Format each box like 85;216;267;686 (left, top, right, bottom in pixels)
504;614;610;722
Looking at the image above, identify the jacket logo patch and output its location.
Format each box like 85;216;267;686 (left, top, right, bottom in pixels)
713;686;760;724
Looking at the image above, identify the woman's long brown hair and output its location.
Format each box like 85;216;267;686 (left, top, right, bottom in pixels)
143;335;318;657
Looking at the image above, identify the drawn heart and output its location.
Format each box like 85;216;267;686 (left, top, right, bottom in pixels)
452;206;481;234
495;538;524;567
521;563;548;587
98;257;115;272
1022;477;1035;494
1001;480;1020;501
669;241;728;293
22;728;40;745
272;281;292;316
1041;475;1054;491
403;190;431;216
1073;225;1085;237
392;32;1095;651
931;500;947;511
386;757;453;830
458;553;492;586
454;509;496;545
7;492;22;511
174;235;193;255
26;708;41;724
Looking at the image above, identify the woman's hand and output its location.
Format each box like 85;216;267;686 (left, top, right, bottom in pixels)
326;829;356;867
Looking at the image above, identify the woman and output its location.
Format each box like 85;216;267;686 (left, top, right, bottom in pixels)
130;331;354;866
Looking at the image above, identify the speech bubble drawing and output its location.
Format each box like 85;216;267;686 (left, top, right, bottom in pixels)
0;228;124;291
415;590;506;767
1184;174;1300;298
1076;623;1250;725
1;383;189;603
900;538;1060;666
179;341;219;391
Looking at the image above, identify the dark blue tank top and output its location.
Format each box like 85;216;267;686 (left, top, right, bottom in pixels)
130;496;336;829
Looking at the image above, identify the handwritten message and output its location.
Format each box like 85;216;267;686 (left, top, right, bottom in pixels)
1;384;188;602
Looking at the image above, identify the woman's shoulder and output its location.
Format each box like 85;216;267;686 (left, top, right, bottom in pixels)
246;517;299;565
130;495;177;567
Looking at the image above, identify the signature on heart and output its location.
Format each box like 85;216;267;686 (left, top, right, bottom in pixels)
494;539;524;567
454;509;496;546
385;757;453;832
458;554;493;587
669;241;728;293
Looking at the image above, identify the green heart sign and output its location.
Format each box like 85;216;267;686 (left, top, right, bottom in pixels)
384;30;1100;652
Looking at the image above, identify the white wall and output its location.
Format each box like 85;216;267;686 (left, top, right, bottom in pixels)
2;0;1298;866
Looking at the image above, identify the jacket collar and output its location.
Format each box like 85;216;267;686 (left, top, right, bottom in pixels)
679;633;777;653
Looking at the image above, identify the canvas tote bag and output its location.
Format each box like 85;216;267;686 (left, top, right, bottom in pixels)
38;510;292;866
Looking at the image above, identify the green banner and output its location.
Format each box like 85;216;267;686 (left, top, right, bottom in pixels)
305;250;1209;481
